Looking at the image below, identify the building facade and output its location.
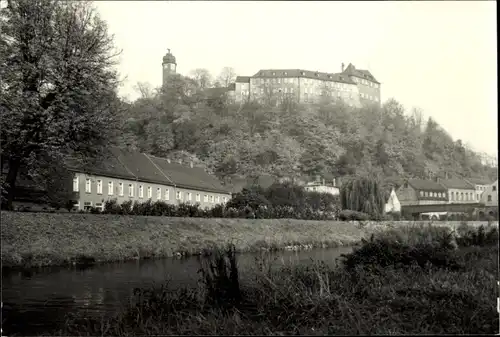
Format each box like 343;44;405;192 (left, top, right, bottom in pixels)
437;178;476;204
480;179;498;207
396;179;448;206
232;63;380;107
69;148;232;211
304;178;340;196
465;178;492;201
385;188;401;213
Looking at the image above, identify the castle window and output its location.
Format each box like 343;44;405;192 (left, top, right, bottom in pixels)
284;72;287;75
85;178;91;193
277;78;281;83
272;72;276;75
301;72;305;75
73;176;79;192
493;185;497;191
488;195;492;202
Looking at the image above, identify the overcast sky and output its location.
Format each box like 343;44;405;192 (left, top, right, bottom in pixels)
93;1;497;156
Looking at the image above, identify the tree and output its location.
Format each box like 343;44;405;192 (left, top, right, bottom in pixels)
339;176;385;216
216;66;236;88
0;0;121;208
189;68;213;90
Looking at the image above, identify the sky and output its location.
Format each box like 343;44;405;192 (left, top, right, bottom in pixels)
93;1;498;157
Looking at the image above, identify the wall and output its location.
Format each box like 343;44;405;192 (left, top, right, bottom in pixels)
349;75;381;105
396;185;417;205
304;185;340;196
73;172;231;211
481;180;498;207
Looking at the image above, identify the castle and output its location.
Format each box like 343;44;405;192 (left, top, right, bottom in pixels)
162;49;381;107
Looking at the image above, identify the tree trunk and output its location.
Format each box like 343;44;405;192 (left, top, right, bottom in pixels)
3;157;21;210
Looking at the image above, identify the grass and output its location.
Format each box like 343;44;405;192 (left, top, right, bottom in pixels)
41;223;500;336
1;211;496;269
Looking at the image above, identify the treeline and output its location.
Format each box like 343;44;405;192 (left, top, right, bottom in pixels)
118;74;497;187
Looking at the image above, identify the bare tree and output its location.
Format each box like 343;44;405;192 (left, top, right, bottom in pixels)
216;66;236;88
133;82;155;99
189;68;213;90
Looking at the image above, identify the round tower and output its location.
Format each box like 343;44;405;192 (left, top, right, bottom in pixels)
162;48;177;87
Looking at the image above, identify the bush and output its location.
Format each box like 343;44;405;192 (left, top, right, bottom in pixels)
338;209;370;221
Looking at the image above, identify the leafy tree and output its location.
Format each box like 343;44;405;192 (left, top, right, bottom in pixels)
0;0;121;208
340;176;385;217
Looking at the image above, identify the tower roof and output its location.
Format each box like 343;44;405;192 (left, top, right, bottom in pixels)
162;48;177;65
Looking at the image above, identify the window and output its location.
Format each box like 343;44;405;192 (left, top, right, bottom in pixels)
451;192;454;200
424;192;428;197
223;196;227;203
272;72;275;76
210;195;214;203
139;185;144;198
188;192;192;202
73;201;80;211
290;87;294;93
128;184;134;197
164;188;169;200
272;78;276;84
85;178;91;193
119;182;124;196
477;193;480;200
157;187;161;200
147;187;152;198
97;180;102;194
204;195;208;202
493;185;497;191
277;78;281;84
284;87;288;93
284;72;288;76
460;192;464;200
73;176;79;192
487;195;492;202
216;196;220;204
84;201;92;211
95;203;103;211
176;191;182;200
196;194;201;202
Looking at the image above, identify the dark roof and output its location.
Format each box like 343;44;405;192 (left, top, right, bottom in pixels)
148;155;228;194
438;178;474;190
67;148;231;194
407;179;447;192
342;63;380;84
252;69;356;85
235;76;251;83
465;177;492;185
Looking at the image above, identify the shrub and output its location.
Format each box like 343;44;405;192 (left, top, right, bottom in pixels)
338;209;370;221
104;199;121;214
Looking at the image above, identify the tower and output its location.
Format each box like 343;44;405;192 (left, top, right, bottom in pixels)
162;48;177;87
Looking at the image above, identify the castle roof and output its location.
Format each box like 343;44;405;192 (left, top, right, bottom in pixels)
162;49;177;65
342;63;379;83
252;69;356;85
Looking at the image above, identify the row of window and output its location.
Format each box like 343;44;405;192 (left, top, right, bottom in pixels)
74;177;228;204
353;77;379;88
252;77;354;88
419;191;446;198
360;93;379;101
450;191;475;201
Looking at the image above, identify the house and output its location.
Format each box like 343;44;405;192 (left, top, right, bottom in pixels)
464;177;493;201
480;179;498;207
396;178;448;206
384;188;401;214
68;148;232;211
437;178;476;204
304;177;340;196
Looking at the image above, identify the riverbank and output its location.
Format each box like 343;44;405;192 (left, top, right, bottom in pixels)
1;211;496;268
59;224;499;335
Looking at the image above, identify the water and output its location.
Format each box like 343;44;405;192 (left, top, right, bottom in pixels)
1;247;353;335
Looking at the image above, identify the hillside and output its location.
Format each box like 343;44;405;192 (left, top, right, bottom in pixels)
117;83;497;188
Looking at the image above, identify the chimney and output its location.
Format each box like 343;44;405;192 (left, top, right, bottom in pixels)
190;161;193;168
341;63;345;72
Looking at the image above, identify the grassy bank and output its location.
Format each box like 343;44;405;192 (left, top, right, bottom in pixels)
56;224;499;335
1;211;497;268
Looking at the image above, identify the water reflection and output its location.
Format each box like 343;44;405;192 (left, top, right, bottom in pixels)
2;247;352;335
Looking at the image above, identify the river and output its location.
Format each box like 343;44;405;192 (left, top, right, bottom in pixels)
1;246;353;336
